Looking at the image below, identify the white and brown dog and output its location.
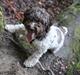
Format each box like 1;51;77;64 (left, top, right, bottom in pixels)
5;23;68;68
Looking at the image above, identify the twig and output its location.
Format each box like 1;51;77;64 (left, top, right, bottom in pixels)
4;0;24;21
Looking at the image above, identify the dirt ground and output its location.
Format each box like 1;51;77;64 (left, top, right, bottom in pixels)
0;31;67;75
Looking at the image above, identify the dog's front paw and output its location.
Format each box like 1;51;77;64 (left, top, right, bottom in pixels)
24;58;39;67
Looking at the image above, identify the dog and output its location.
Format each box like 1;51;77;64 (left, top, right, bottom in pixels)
5;23;68;67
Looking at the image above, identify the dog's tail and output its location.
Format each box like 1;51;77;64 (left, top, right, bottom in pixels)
60;26;68;36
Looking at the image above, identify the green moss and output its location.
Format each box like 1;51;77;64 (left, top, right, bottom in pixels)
74;26;80;40
0;6;4;32
66;64;74;75
72;26;80;58
76;62;80;69
15;29;36;51
58;12;75;26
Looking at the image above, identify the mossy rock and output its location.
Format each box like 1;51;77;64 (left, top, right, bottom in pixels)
0;6;4;32
15;29;37;54
57;3;80;26
70;25;80;58
67;26;80;75
74;26;80;40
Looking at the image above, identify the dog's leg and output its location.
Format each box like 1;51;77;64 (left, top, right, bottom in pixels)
38;61;46;70
24;41;48;67
24;50;43;67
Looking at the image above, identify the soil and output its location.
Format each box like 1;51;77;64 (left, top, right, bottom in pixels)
0;31;67;75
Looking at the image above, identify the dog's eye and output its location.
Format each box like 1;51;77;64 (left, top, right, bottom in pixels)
25;25;30;29
37;25;40;27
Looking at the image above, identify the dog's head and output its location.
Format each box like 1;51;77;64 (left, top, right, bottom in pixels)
25;22;46;43
23;7;52;43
